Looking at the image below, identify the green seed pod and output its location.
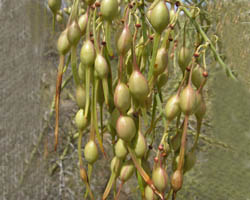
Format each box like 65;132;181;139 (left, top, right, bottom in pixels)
75;84;86;108
156;70;168;89
84;0;95;5
133;131;147;158
78;13;88;34
116;115;136;142
154;47;168;76
115;139;128;159
117;26;132;55
114;82;131;113
67;20;82;45
152;167;168;192
119;160;135;182
178;46;191;73
179;85;198;115
80;40;96;66
171;131;182;152
75;109;88;130
145;185;157;200
110;156;121;174
184;151;196;173
165;94;181;122
84;140;98;164
192;65;205;89
57;29;71;55
171;170;183;192
94;54;109;79
129;71;149;103
100;0;119;21
150;1;170;34
56;13;63;23
195;94;206;121
48;0;61;14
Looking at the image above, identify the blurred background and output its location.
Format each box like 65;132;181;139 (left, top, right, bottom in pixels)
0;0;250;199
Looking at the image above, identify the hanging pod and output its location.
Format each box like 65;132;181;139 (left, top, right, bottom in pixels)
184;151;196;173
100;0;119;21
116;115;136;142
48;0;61;14
94;54;109;79
165;94;181;122
84;140;99;164
149;0;170;34
195;94;206;121
67;20;82;45
192;65;205;89
132;131;147;158
75;84;86;108
78;13;88;34
178;47;191;73
80;40;96;66
128;71;149;103
152;167;169;192
75;109;88;130
156;70;169;89
110;156;121;175
171;170;183;192
119;160;135;182
170;130;182;152
179;85;198;115
153;47;168;77
57;29;71;55
114;82;131;113
145;185;157;200
117;26;132;55
115;139;128;159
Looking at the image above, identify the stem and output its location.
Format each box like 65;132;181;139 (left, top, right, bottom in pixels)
181;6;236;80
54;55;65;151
192;119;202;152
105;21;113;56
93;6;100;54
52;14;56;34
118;55;124;82
102;78;109;106
114;181;124;200
161;28;171;49
84;66;91;117
71;45;80;86
102;172;116;200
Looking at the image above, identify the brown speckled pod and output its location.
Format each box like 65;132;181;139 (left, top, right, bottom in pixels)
171;170;183;192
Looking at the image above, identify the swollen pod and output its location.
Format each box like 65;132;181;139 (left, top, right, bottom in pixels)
192;65;205;89
80;40;95;66
179;85;198;115
84;140;98;164
100;0;119;21
116;115;136;142
57;29;71;55
75;84;86;109
119;160;135;182
152;167;168;192
75;109;88;130
117;26;132;55
115;139;128;159
67;20;82;45
153;47;168;76
133;131;147;158
48;0;61;14
114;82;131;113
94;54;109;79
178;46;191;73
165;94;180;122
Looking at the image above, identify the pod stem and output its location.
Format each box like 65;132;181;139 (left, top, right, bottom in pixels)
132;26;140;71
94;79;107;158
177;115;189;171
93;6;100;54
118;55;124;82
86;7;92;40
102;172;116;200
127;146;164;200
192;119;202;152
149;32;161;81
161;28;171;50
102;78;109;107
54;55;65;151
52;13;56;34
136;159;145;199
105;21;113;57
166;188;173;200
84;164;93;199
71;45;80;86
114;181;124;200
84;66;91;117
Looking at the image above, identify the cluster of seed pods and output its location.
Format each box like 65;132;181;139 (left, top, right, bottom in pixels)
49;0;214;199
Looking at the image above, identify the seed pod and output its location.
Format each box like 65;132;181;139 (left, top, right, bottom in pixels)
153;47;168;77
192;65;205;89
115;139;128;159
75;109;88;130
78;13;88;34
84;140;98;164
80;40;95;66
110;156;121;174
117;26;132;55
184;151;196;173
149;1;170;34
75;84;86;108
195;95;206;121
133;131;147;158
152;167;168;192
57;29;71;55
179;85;198;115
156;70;169;89
171;170;183;192
48;0;61;14
114;82;131;113
116;115;136;142
67;20;82;45
145;185;157;200
100;0;119;21
56;13;63;23
129;71;149;103
178;46;191;73
119;160;135;182
94;54;109;79
171;131;182;152
165;94;180;122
